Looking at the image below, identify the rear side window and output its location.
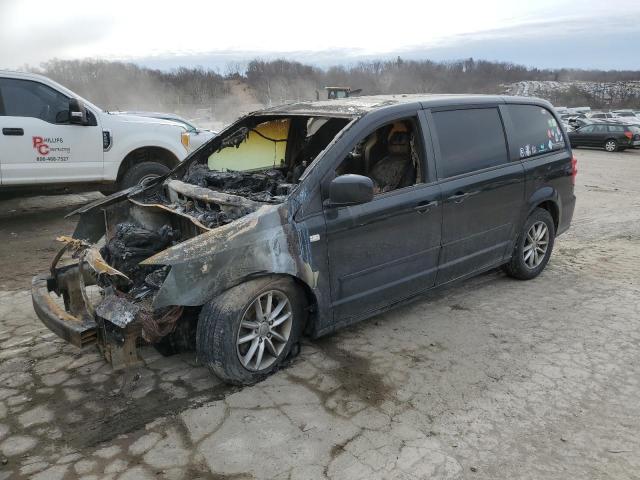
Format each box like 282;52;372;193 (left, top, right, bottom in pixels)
607;125;624;133
507;105;565;159
432;108;508;178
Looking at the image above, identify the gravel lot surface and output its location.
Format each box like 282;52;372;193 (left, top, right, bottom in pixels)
0;148;638;479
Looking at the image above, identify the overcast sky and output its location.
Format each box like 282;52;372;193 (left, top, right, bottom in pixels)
1;0;639;71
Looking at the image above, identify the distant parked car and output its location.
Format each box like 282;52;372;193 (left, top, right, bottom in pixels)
612;109;636;115
611;111;640;122
567;116;593;130
115;111;217;150
587;112;616;120
569;123;640;152
560;112;586;121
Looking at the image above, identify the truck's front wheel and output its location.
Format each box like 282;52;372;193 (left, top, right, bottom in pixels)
120;161;170;190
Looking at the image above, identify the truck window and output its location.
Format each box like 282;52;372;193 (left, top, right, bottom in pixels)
432;108;507;178
507;105;566;159
0;78;69;124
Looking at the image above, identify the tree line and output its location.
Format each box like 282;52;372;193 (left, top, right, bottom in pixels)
32;57;640;121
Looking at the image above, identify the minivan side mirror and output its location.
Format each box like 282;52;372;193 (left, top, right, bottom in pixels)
327;174;374;207
69;98;87;125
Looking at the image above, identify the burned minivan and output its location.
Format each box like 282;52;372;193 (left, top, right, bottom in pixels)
32;95;576;384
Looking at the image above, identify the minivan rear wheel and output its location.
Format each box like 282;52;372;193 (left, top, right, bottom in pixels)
196;276;306;385
503;208;555;280
604;139;618;152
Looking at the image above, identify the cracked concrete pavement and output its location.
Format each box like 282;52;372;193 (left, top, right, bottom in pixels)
0;148;639;479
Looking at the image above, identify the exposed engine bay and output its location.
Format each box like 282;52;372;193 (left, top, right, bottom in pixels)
39;114;350;367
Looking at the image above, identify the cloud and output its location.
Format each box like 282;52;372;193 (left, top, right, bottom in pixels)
1;1;638;71
133;12;640;71
0;2;116;69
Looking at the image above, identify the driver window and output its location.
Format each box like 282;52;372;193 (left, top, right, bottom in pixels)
336;117;423;195
0;78;69;124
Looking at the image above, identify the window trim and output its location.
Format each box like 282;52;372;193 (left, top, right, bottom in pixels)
425;105;511;181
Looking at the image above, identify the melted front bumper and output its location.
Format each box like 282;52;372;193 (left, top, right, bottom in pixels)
31;240;144;369
31;269;97;348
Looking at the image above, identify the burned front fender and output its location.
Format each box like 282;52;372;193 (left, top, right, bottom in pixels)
142;203;316;309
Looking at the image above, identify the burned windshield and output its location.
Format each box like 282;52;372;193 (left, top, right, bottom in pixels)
132;114;350;231
208;119;290;171
177;115;350;209
206;116;349;175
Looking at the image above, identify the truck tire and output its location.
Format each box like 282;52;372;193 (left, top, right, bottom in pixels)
196;276;306;385
503;208;555;280
120;161;170;190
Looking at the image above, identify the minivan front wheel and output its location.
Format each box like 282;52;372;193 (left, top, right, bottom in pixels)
604;139;618;152
503;208;555;280
196;276;306;385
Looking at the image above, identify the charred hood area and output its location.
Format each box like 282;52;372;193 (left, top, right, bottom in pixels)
184;164;296;203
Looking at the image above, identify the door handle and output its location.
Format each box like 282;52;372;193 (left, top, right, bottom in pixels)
414;200;437;213
2;128;24;136
448;191;469;203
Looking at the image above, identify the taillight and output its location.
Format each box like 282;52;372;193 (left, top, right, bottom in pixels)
624;131;633;140
571;155;578;185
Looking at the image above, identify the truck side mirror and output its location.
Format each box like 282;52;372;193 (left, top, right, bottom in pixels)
69;98;87;125
327;174;374;207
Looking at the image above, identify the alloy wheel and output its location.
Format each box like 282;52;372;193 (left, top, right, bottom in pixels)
605;140;617;152
236;290;293;371
523;221;549;269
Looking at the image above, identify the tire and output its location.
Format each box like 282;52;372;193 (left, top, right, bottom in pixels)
503;208;555;280
604;139;618;152
119;161;170;190
196;276;306;385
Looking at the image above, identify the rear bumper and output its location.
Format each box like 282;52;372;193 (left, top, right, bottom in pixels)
31;272;97;348
558;193;576;236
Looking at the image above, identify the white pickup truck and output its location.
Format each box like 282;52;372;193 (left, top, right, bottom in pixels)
0;71;192;192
